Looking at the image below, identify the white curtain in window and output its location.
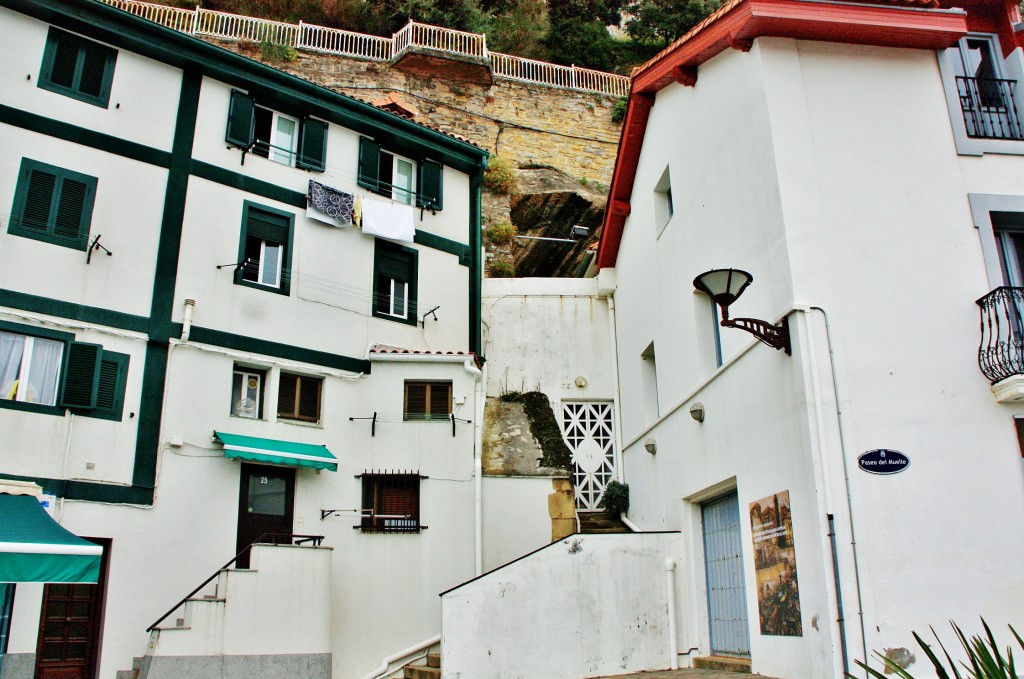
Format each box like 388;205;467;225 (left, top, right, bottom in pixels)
0;332;25;400
24;337;62;405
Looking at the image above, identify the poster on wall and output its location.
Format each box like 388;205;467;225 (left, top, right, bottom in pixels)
749;491;803;636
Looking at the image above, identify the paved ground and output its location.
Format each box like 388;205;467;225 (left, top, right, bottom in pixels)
591;670;779;679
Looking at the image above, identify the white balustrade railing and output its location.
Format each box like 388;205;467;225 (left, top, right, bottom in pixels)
96;0;631;96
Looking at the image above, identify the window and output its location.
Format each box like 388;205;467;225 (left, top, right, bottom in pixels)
38;28;117;108
952;36;1023;141
360;473;421;533
640;342;659;422
9;159;97;251
235;202;294;295
358;138;444;210
225;90;328;171
654;165;673;236
373;240;418;324
277;372;322;423
0;321;126;418
404;381;452;421
230;366;265;419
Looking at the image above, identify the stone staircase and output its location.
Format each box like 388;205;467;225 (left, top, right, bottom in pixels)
403;651;441;678
693;655;753;673
577;511;631;534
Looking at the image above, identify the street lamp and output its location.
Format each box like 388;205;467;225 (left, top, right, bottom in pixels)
693;268;791;354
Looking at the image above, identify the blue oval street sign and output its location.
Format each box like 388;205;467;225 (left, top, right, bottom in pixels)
858;449;910;475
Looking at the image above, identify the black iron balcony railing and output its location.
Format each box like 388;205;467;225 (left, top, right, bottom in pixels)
977;286;1024;383
956;76;1024;141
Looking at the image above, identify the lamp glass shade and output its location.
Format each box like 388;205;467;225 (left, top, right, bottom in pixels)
693;268;753;307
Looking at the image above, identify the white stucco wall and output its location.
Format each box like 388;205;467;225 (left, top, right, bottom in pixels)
609;34;1024;679
441;533;681;679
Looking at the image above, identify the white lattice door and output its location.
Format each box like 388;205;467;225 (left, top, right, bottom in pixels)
562;401;616;511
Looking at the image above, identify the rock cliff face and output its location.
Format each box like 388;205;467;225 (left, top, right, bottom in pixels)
210;40;619;277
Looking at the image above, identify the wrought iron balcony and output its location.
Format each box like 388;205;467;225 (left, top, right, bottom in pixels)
977;286;1024;383
956;76;1024;140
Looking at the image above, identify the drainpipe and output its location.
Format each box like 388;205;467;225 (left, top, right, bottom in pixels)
181;299;196;342
606;295;625;483
665;558;679;670
464;358;485;576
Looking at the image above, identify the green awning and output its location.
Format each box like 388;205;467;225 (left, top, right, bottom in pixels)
0;494;102;583
214;431;337;472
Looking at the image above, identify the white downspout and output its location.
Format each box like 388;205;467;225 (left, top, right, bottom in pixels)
606;295;625;483
181;298;196;342
665;558;679;669
464;358;485;576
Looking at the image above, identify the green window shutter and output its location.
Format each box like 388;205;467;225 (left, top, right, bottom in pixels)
246;210;290;244
226;90;255;148
373;241;418;324
10;159;96;251
77;352;128;421
60;342;103;410
358;138;380;191
417;160;444;211
378;251;413;281
39;29;117;108
296;119;328;172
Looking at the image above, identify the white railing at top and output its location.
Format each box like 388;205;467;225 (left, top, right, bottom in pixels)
490;53;631;98
97;0;631;96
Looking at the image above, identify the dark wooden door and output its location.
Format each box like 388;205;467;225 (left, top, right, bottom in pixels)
34;539;109;679
236;464;295;568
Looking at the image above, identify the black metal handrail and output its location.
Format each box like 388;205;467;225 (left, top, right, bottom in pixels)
976;286;1024;383
956;76;1024;140
146;533;325;632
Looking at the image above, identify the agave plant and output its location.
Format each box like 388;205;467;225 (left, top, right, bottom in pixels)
850;620;1023;679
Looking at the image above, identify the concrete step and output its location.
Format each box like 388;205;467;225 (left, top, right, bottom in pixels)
404;665;440;679
578;512;631;533
426;652;440;668
693;656;752;673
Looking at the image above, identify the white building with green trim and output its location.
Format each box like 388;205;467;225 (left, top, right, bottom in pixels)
0;0;489;677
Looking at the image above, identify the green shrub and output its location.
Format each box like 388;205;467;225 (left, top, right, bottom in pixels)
610;96;628;124
490;260;516;277
603;480;629;517
851;620;1023;679
484;156;517;194
259;39;297;64
487;222;517;245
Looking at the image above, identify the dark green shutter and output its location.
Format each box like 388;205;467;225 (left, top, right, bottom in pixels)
226;90;255;148
296;119;328;172
76;352;128;420
53;177;90;242
246;209;290;244
21;169;57;232
60;342;103;409
49;37;79;89
417;160;444;211
379;251;412;281
358;138;380;191
78;45;110;99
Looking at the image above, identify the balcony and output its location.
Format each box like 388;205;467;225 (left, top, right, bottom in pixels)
976;287;1024;400
956;76;1024;141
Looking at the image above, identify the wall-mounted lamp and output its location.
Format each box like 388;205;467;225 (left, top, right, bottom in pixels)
693;268;791;355
689;402;705;422
644;438;657;454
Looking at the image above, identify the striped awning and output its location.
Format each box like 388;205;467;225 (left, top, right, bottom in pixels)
213;431;337;472
0;494;102;583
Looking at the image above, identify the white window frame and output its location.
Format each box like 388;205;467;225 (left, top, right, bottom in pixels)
0;332;63;406
231;368;263;419
654;165;674;237
383;277;409;318
937;33;1024;156
254;105;299;167
254;240;283;289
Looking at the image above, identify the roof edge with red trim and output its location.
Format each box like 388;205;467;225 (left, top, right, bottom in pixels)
596;0;973;270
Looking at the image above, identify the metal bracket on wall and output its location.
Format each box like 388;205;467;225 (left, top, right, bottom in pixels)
349;411;378;436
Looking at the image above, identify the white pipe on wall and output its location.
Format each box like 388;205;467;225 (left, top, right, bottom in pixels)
464;358;485;576
181;298;196;342
665;558;679;670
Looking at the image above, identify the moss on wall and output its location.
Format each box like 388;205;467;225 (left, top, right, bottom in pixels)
519;391;571;470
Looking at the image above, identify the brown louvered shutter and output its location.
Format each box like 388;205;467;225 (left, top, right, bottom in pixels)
405;383;427;420
429;383;451;419
22;170;57;231
381;476;419;531
278;372;298;418
54;178;88;240
60;342;103;409
296;377;322;422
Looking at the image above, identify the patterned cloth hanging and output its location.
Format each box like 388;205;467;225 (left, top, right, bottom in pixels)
307;180;355;225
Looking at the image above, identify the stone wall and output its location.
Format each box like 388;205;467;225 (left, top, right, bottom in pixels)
215;42;623;184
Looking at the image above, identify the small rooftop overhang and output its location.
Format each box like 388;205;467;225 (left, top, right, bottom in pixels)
0;493;102;583
213;431;338;472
